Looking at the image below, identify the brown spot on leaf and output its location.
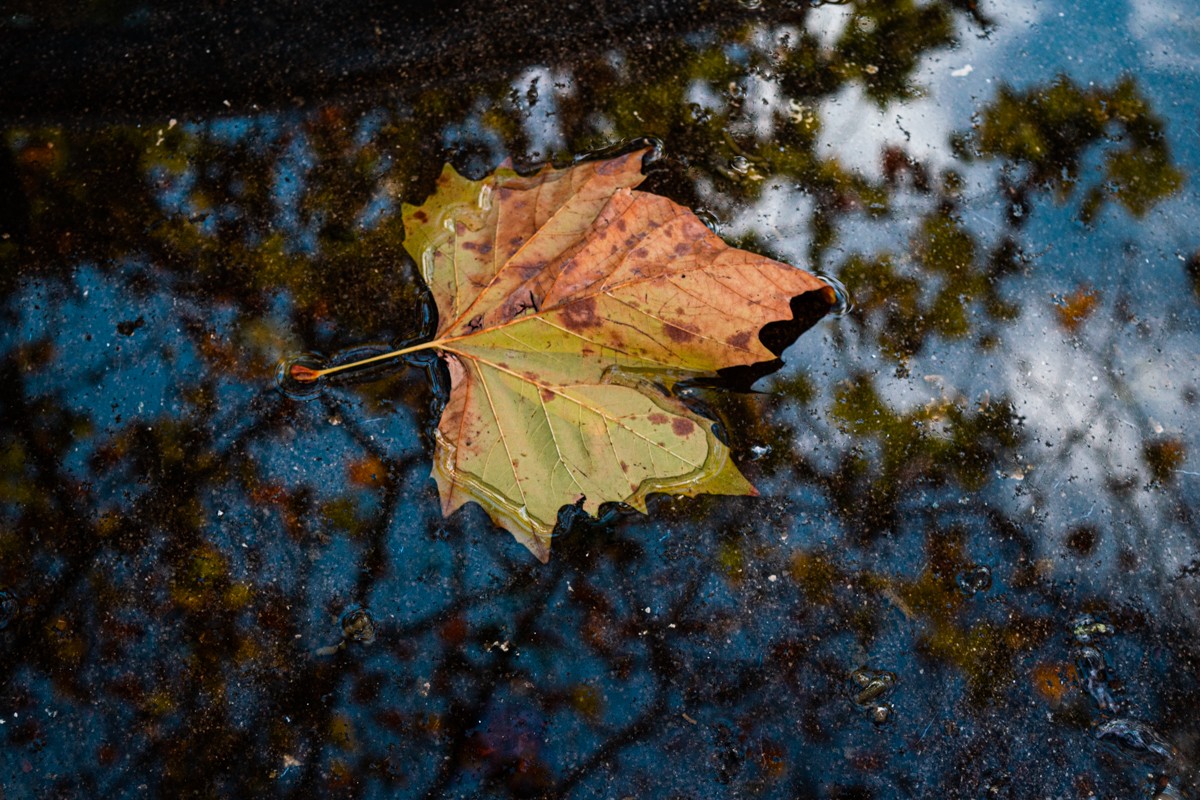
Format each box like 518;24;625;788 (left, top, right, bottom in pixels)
620;461;629;473
540;388;555;403
727;331;752;349
616;218;628;232
560;296;601;331
648;413;669;425
664;324;696;343
412;210;428;223
672;418;696;436
674;242;690;257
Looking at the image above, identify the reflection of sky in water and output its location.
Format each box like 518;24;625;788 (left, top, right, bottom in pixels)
716;0;1200;601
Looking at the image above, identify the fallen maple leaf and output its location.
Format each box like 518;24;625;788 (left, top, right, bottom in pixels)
297;147;834;561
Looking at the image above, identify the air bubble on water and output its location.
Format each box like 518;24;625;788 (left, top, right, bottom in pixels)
729;155;752;176
955;565;992;597
340;605;377;645
276;352;328;400
817;274;853;318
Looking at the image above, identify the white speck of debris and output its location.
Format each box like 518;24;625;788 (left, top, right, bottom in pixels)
951;64;974;77
768;574;778;582
168;119;177;129
217;510;224;516
223;100;231;107
644;607;651;613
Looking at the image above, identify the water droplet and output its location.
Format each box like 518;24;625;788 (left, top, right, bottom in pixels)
276;352;328;400
694;209;722;233
574;137;664;171
0;590;17;629
955;565;992;597
729;155;752;176
1096;718;1177;763
340;606;376;645
817;274;853;317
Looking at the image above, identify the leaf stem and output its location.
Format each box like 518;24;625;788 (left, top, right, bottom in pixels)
290;341;439;382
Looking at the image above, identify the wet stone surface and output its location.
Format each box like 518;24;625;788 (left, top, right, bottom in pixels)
2;0;1200;797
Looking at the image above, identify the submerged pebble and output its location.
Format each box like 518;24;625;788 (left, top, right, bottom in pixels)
1071;614;1116;644
340;606;377;645
1074;645;1117;711
867;702;893;725
850;667;896;706
1095;718;1177;764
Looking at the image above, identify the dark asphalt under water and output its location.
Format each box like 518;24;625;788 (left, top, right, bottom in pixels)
2;1;1199;798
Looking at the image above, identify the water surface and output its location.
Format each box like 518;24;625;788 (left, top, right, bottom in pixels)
2;0;1199;797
